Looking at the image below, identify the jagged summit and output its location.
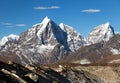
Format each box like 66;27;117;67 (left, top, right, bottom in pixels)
59;23;85;51
87;22;115;44
42;16;51;23
59;23;75;32
92;22;110;31
105;22;110;26
32;16;51;27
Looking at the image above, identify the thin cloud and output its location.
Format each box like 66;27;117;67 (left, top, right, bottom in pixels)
1;22;26;27
6;25;15;28
51;6;60;9
34;6;60;10
81;9;101;13
1;22;13;26
16;24;26;27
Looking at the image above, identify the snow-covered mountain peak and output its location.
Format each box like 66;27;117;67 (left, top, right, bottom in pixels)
32;16;51;27
59;23;66;31
7;34;19;40
59;23;64;27
87;22;115;44
59;23;70;28
101;22;110;30
93;22;110;31
59;23;77;33
59;23;65;26
59;23;85;51
0;34;19;46
42;16;51;24
59;23;78;36
105;22;110;27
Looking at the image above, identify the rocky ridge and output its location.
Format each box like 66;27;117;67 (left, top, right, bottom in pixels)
1;61;120;83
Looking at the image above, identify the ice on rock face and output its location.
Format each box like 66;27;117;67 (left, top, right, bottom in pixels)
36;44;54;54
87;22;115;44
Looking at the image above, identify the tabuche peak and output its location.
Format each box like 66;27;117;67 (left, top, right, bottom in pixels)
42;16;51;23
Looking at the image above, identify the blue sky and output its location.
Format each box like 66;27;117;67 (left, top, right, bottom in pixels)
0;0;120;39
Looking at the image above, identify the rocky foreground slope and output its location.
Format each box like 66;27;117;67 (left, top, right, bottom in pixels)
0;61;120;83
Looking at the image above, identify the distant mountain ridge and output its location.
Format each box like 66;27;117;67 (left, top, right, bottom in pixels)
0;34;19;46
87;22;115;44
64;34;120;64
0;16;118;65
